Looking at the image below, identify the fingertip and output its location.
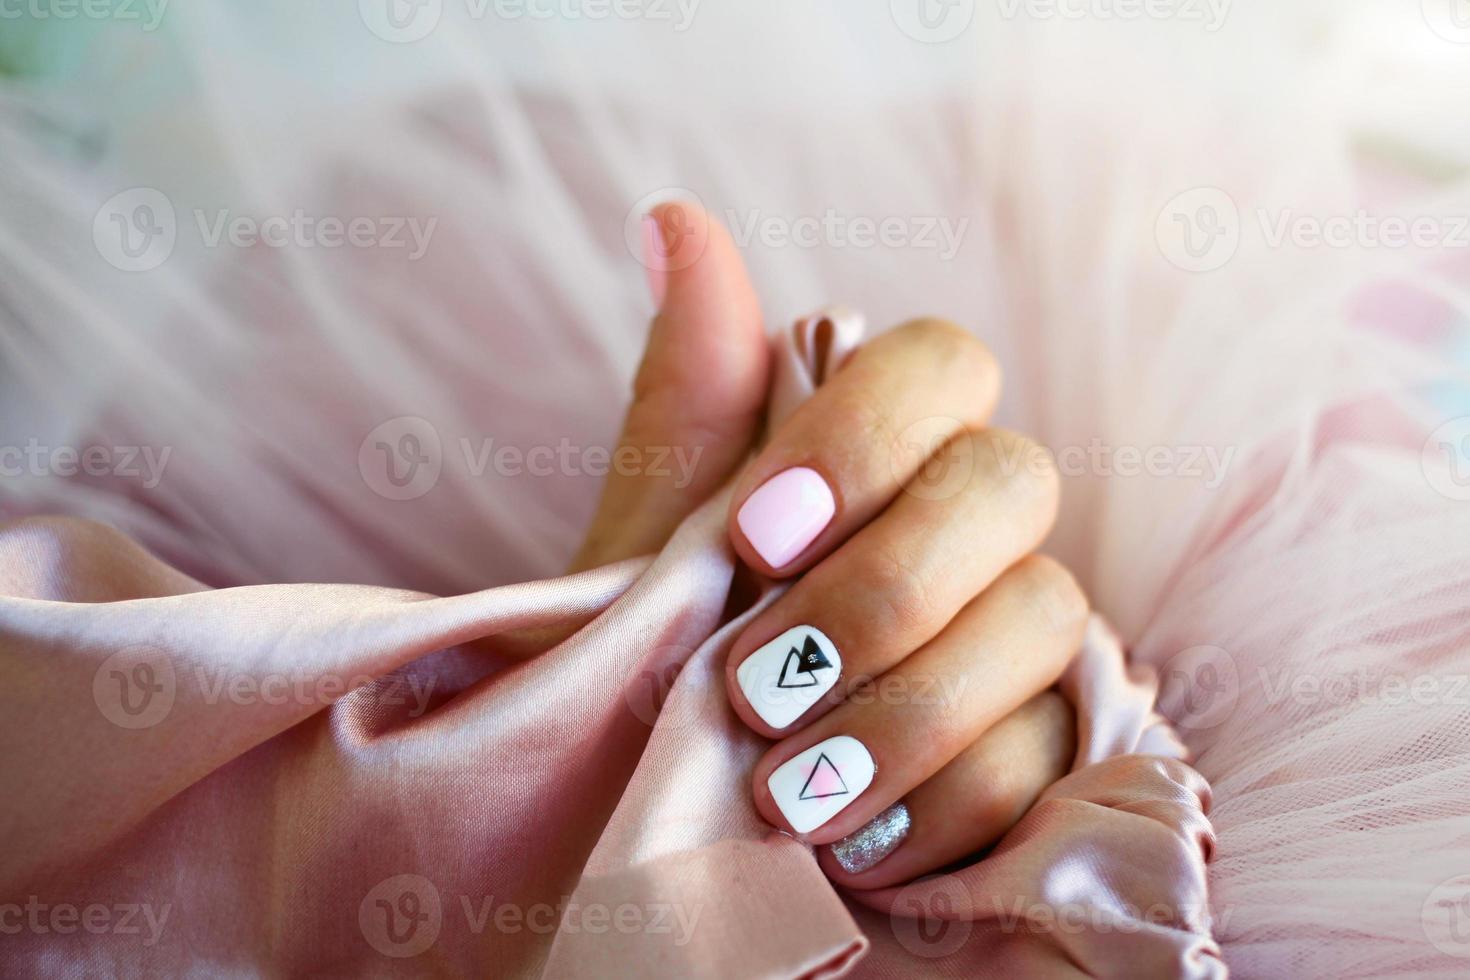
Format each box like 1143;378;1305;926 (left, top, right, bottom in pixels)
636;199;770;418
729;464;838;579
644;201;711;298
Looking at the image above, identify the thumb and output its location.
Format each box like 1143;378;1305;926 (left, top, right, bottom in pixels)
570;201;771;571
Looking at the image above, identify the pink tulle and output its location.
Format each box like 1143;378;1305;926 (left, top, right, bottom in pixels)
2;4;1469;974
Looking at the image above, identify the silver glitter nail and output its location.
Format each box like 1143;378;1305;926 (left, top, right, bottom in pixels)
829;802;911;874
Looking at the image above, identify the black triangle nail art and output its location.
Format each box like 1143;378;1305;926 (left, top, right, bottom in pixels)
776;634;834;689
797;752;850;800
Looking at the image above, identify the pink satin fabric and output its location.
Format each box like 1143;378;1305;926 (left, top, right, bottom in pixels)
0;319;1219;978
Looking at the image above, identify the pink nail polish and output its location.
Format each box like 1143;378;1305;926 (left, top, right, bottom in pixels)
737;467;835;569
642;214;668;310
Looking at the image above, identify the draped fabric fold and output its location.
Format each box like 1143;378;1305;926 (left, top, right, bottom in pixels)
0;320;1217;978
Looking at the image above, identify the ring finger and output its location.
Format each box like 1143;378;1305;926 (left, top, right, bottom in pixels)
727;427;1059;736
820;691;1075;889
750;554;1089;844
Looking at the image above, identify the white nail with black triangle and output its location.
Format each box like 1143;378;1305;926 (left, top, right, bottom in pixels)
767;735;876;834
735;625;843;730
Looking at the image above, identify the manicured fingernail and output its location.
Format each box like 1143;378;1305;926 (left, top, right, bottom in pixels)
829;802;910;874
767;735;875;835
736;626;842;730
642;214;668;310
737;467;835;569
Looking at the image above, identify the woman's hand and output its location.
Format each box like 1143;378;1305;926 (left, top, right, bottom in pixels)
721;316;1086;886
575;201;1086;888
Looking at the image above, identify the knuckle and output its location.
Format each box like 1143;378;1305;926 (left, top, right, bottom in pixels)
1026;690;1074;730
816;390;907;486
896;317;1000;395
1011;554;1090;639
976;429;1061;517
895;316;974;355
840;390;904;453
860;545;936;639
1015;692;1078;775
896;316;971;348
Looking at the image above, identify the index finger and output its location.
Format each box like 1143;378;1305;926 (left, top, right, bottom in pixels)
729;316;1001;577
